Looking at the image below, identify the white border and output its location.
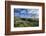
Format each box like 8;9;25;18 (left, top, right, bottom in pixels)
11;5;42;31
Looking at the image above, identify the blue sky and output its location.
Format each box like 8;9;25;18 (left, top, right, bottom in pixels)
14;8;39;18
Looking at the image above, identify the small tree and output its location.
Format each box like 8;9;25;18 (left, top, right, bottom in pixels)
31;12;38;21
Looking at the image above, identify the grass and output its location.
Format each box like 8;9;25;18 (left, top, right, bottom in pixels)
14;17;39;27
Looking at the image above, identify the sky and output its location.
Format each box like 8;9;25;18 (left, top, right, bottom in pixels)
14;8;39;18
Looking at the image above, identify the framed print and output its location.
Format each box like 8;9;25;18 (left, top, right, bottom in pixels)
5;1;45;35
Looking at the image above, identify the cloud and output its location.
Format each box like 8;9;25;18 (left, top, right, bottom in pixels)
14;8;39;18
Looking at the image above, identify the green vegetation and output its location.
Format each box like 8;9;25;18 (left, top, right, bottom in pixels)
14;16;39;27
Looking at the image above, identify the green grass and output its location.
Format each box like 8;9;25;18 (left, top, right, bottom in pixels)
14;17;39;27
